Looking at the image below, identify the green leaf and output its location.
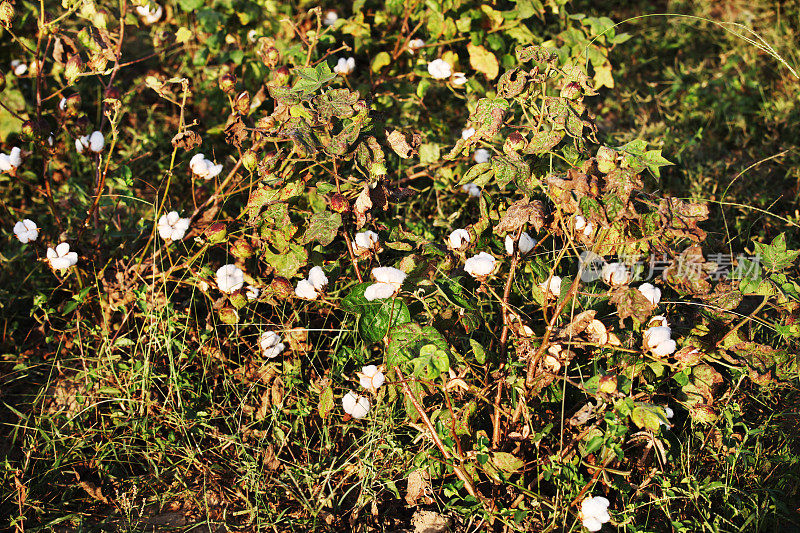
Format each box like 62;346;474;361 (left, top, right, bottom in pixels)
457;162;494;187
262;244;307;278
412;344;450;381
491;451;524;473
292;63;337;97
387;322;450;368
524;129;564;154
301;210;342;246
467;43;499;79
631;404;665;432
371;51;391;73
470;339;487;364
492;156;530;189
319;386;334;419
359;299;410;344
419;143;440;165
754;233;800;272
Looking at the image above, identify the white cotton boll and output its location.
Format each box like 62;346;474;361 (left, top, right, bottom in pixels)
359;365;385;391
0;154;11;172
136;3;162;24
47;242;78;271
452;72;468;86
575;215;587;231
643;326;672;351
334;57;355;75
13;219;38;243
342;391;370;418
364;282;396;301
601;262;630;286
638;283;661;306
372;266;407;288
461;182;481;197
448;228;470;250
88;131;105;152
583;221;594;236
75;136;88;154
581;496;611;532
518;232;536;254
294;279;319;300
190;153;223;179
353;230;379;253
539;276;562;298
8;147;21;168
216;264;244;293
464;252;497;278
651;339;677;357
323;9;338;26
157;211;190;240
246;286;260;300
407;38;425;53
247;29;258;42
427;59;452;79
664;406;674;419
308;266;328;290
11;60;27;76
259;331;285;358
474;148;491;164
461;128;475;140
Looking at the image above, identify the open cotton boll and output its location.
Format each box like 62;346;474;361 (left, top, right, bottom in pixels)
353;230;379;253
447;228;470;250
452;72;468;86
246;286;260;300
474;148;491;164
88;131;105;152
323;9;338;26
157;211;190;241
643;326;672;353
506;232;536;255
364;282;397;301
539;276;562;298
464;252;497;278
359;365;385;392
461;182;481;197
407;38;425;53
427;58;452;79
8;147;21;167
372;266;407;288
14;219;38;243
47;242;79;271
601;262;630;286
190;153;223;179
334;57;355;75
580;496;611;532
11;60;27;76
136;3;162;24
638;283;661;306
651;338;677;357
308;266;328;290
216;264;244;293
294;279;318;300
342;391;370;419
461;128;475;140
259;331;285;358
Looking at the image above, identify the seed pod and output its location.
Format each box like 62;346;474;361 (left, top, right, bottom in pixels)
329;192;349;213
270;277;294;299
219;72;236;94
0;0;15;28
235;91;250;115
204;222;227;244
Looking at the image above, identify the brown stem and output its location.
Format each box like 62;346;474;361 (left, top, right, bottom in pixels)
394;368;484;503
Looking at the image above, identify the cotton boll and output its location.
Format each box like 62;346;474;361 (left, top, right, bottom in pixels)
461;182;481;197
157;211;190;240
323;9;338;26
601;262;630;286
334;57;355;75
637;283;662;306
8;147;21;167
216;264;244;293
407;38;425;53
364;282;396;301
13;219;38;243
136;3;162;24
506;232;535;255
461;128;475;140
246;286;260;300
372;266;407;288
474;148;491;164
294;279;319;300
353;230;379;253
259;331;285;358
190;153;223;179
580;496;611;532
308;266;328;290
342;391;370;418
464;252;497;278
359;365;385;392
427;59;452;79
643;326;672;351
47;242;79;271
447;228;471;250
539;276;562;298
651;338;677;357
452;72;468;86
88;131;105;152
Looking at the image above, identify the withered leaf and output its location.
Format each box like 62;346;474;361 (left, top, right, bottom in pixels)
609;286;654;325
224;114;248;147
385;129;420;159
171;130;202;151
495;198;547;234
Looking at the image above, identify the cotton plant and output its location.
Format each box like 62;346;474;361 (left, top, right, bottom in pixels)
157;211;190;241
474;148;491;164
190;153;223;179
342;391;370;419
259;331;285;358
505;232;536;256
580;496;611;532
464;252;497;279
447;228;471;251
333;57;355;76
13;219;38;243
216;264;244;293
0;147;23;172
135;2;162;24
637;283;661;306
75;131;105;154
364;266;406;301
358;365;385;393
47;242;78;272
294;265;329;300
